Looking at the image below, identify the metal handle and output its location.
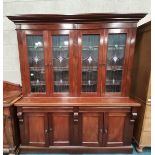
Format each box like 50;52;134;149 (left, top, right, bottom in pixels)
45;129;48;134
100;129;103;133
104;129;107;134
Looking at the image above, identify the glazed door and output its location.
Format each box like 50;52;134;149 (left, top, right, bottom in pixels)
80;112;103;146
77;30;103;96
21;31;49;96
23;113;48;147
103;29;130;96
104;111;129;146
49;30;74;96
49;112;73;146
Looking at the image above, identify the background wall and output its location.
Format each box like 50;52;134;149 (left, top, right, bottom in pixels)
3;0;151;84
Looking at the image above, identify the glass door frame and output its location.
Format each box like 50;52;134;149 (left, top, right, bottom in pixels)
102;29;131;97
77;30;104;96
48;30;74;97
22;30;49;96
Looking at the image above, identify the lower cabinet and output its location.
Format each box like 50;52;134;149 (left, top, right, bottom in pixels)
23;113;48;147
105;112;128;146
80;112;103;146
17;106;136;151
49;112;73;146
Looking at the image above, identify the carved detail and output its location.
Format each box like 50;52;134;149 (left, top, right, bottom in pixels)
17;112;23;124
73;112;79;123
130;108;138;122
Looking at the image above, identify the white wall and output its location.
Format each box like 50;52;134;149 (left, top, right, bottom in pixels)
3;0;151;84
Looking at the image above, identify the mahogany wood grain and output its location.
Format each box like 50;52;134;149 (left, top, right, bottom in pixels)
50;112;72;146
106;112;127;146
16;23;138;30
24;113;48;147
19;145;133;154
3;81;21;154
130;22;151;102
7;13;146;24
14;97;140;107
6;14;145;154
81;112;102;146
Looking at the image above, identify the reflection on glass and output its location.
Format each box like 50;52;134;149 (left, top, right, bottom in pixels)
81;35;100;92
105;34;126;92
26;35;45;92
52;35;69;92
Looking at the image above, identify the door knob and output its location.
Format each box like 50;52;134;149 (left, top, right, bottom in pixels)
45;129;48;134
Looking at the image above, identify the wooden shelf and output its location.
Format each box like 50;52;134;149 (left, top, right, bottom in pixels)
30;81;45;86
54;81;69;86
106;80;121;85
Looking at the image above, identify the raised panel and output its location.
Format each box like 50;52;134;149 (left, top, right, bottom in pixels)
106;112;126;146
81;113;102;146
24;113;48;146
50;113;72;146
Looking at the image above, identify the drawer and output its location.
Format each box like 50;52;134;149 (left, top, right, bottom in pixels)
141;131;151;146
143;117;151;132
145;104;151;118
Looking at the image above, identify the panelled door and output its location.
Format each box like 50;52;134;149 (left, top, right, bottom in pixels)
104;111;129;147
80;112;103;146
23;112;48;147
48;112;73;146
77;30;104;96
49;30;74;96
21;31;49;96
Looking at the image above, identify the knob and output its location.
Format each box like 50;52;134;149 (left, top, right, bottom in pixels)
100;129;103;133
45;129;48;134
105;129;107;133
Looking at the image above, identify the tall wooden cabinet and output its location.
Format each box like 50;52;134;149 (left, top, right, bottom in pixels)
8;14;146;154
131;21;151;152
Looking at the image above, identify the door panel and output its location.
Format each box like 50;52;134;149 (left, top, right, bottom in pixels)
105;112;127;146
77;30;103;96
24;113;48;146
103;29;130;96
49;30;74;96
23;31;49;96
49;112;72;146
81;112;102;146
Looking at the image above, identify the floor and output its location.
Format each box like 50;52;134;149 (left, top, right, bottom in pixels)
3;147;151;155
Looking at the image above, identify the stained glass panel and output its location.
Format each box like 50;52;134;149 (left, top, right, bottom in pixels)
52;35;69;92
27;35;46;92
81;35;100;92
105;34;126;92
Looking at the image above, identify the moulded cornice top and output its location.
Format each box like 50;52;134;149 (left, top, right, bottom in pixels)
7;13;147;24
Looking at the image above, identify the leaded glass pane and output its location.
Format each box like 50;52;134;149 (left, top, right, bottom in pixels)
27;35;46;92
81;35;100;92
106;34;126;92
52;35;69;92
